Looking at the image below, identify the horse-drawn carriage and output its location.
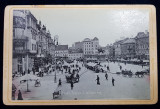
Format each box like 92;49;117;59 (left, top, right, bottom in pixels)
53;90;61;99
121;70;133;78
34;79;41;87
135;69;149;78
65;73;79;83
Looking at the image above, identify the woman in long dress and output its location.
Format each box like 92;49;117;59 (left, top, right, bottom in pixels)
17;90;23;100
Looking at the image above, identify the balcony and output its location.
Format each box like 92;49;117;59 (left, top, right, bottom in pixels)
13;36;28;42
13;49;29;54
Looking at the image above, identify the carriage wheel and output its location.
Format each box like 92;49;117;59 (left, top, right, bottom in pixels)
141;74;144;78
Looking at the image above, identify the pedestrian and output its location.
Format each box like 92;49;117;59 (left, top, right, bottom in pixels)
12;83;17;100
105;73;108;80
28;69;30;74
120;65;122;70
71;81;74;90
17;90;23;100
76;73;80;82
112;77;115;86
107;66;110;71
95;75;100;85
58;78;62;87
23;71;25;76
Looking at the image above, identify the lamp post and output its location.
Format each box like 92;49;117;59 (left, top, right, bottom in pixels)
54;35;59;83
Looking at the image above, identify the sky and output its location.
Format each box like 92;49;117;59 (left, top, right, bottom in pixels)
30;8;149;47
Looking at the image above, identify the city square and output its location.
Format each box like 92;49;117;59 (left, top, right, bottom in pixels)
12;9;150;100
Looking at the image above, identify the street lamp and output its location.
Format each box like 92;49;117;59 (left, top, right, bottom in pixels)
54;35;59;83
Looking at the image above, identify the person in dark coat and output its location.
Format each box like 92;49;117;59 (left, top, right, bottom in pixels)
107;66;110;71
120;65;122;70
28;69;30;74
96;75;100;85
76;73;80;82
58;78;62;87
23;71;25;76
17;90;23;100
12;83;17;100
112;77;115;86
71;81;74;90
105;73;108;80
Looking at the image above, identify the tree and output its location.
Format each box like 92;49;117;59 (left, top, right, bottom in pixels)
98;48;104;54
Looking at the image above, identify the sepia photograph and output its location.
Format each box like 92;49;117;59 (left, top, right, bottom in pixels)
3;5;158;105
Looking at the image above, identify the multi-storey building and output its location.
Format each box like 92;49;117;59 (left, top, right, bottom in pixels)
55;45;68;58
121;38;136;59
68;49;83;60
13;10;38;73
74;41;83;51
105;44;115;59
13;10;55;73
113;38;128;59
13;10;28;73
83;37;99;59
135;31;149;60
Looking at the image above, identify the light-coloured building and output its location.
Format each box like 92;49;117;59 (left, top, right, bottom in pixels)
55;45;68;58
135;31;149;60
68;53;83;60
83;37;99;57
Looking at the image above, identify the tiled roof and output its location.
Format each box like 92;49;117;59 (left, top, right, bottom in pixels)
122;38;135;44
55;45;68;51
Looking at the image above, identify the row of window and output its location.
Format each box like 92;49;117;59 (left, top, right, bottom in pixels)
32;34;36;40
84;48;94;51
13;29;24;37
32;44;36;51
137;50;149;54
84;42;93;45
55;54;67;56
138;44;149;49
84;51;94;54
68;54;82;56
55;51;68;53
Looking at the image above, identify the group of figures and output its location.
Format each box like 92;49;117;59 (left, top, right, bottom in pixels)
95;74;115;86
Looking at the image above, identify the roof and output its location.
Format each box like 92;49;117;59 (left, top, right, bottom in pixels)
113;38;129;45
83;38;90;42
93;37;99;41
135;32;149;39
122;38;135;44
68;48;83;53
55;45;68;51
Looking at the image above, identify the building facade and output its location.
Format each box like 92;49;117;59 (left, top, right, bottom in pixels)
135;31;149;60
55;45;68;58
13;10;55;73
105;44;115;59
13;10;38;73
121;38;136;59
83;37;99;59
113;38;128;59
74;41;83;50
68;53;83;60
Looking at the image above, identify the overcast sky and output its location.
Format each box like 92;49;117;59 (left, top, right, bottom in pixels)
30;8;149;47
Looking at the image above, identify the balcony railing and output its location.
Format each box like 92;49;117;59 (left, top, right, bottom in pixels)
13;36;28;42
13;49;29;54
